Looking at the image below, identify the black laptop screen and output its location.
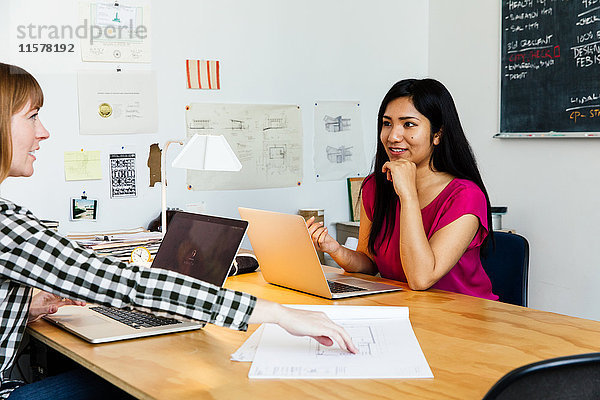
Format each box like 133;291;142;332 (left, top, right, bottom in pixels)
151;212;248;286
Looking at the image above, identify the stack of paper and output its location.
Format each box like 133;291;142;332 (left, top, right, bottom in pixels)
232;305;433;380
67;227;162;262
40;220;59;232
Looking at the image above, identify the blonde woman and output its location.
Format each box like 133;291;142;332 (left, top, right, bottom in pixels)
0;63;356;399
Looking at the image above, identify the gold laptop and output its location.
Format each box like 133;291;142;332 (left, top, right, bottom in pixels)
238;207;402;299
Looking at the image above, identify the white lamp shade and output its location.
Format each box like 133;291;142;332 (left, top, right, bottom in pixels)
171;134;242;171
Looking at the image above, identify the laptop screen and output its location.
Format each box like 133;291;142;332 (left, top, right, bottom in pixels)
151;212;248;286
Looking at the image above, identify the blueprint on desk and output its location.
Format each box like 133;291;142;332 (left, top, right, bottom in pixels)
240;305;433;379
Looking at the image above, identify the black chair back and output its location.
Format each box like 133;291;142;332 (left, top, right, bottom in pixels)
481;232;529;307
482;353;600;400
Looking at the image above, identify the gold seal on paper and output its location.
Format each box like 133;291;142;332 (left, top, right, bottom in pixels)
98;103;113;118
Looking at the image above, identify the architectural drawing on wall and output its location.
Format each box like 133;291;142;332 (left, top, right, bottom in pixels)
323;115;351;132
326;145;353;164
266;144;287;170
269;145;286;160
229;119;249;130
314;102;367;181
184;103;302;190
188;119;214;130
263;115;288;131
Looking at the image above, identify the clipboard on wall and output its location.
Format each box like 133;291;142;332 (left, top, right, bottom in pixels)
347;177;364;222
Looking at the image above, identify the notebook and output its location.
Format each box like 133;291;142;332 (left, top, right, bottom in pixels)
44;211;248;344
238;207;402;299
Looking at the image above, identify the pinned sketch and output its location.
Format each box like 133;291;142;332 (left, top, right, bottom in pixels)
314;102;367;181
327;145;353;163
185;103;303;190
109;153;137;198
77;71;158;134
79;1;151;63
64;151;102;181
323;115;351;132
186;60;220;89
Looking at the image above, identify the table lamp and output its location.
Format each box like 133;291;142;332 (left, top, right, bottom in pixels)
161;134;242;234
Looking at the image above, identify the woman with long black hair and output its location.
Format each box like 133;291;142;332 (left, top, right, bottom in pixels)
308;78;497;300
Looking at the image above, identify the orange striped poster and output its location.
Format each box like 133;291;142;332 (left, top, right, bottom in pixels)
186;60;220;89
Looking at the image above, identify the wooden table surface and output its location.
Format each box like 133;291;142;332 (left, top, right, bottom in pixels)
28;268;600;400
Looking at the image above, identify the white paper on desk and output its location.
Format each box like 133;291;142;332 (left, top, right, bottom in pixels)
248;305;433;379
77;71;158;135
231;325;265;362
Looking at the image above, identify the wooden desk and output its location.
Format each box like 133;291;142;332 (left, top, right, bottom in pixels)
28;269;600;400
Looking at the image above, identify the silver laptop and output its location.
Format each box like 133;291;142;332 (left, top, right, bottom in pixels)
44;211;248;343
238;207;402;299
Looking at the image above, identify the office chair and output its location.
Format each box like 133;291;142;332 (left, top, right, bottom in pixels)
482;353;600;400
480;231;529;307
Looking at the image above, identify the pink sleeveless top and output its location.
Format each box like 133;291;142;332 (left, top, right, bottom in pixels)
362;175;497;300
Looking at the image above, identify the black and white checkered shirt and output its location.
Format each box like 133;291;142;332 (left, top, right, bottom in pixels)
0;198;256;392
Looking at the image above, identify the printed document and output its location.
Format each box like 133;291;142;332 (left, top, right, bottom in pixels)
241;305;433;379
79;1;152;63
77;71;158;134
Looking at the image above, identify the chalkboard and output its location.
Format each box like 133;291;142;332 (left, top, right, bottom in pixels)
501;0;600;134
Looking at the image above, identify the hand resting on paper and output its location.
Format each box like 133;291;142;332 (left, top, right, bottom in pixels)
249;299;358;354
28;291;86;324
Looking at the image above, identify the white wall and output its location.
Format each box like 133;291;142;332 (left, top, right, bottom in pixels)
3;0;598;321
428;0;600;320
0;0;429;251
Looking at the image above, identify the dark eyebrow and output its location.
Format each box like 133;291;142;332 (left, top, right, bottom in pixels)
382;114;420;121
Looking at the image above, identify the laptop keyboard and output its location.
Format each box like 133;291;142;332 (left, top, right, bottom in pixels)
90;306;182;329
327;281;365;293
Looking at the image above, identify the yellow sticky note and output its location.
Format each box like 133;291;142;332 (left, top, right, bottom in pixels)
64;151;102;181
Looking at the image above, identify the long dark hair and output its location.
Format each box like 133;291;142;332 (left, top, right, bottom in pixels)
365;78;493;255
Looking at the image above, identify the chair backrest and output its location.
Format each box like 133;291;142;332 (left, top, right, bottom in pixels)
482;353;600;400
480;232;529;307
